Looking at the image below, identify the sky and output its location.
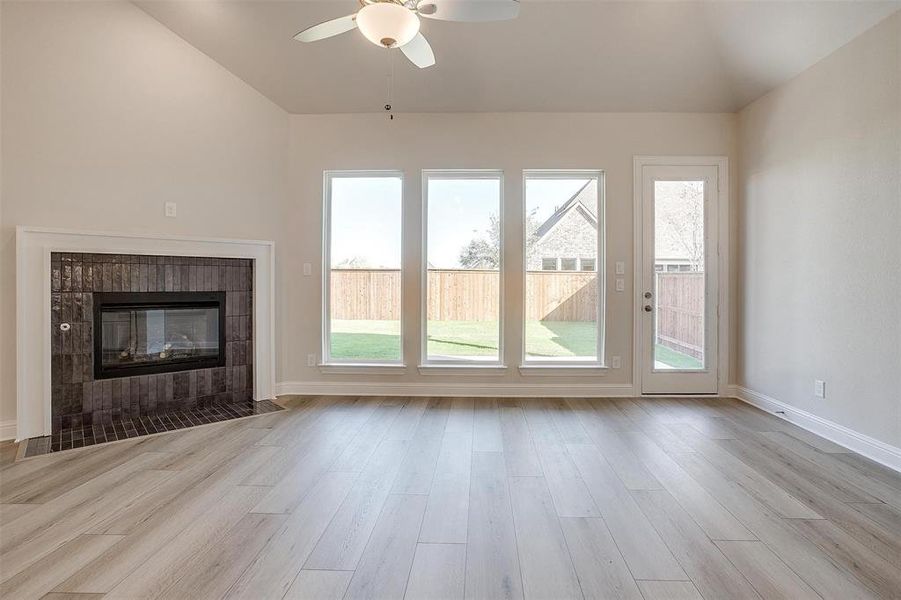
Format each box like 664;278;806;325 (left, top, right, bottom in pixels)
525;178;591;222
330;175;591;269
330;177;403;268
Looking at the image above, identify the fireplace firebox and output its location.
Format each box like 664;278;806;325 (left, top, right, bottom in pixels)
93;291;226;379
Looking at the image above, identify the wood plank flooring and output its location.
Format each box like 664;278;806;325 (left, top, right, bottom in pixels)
1;396;899;600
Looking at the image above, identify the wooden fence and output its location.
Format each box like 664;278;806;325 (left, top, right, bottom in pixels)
330;269;597;321
655;272;704;359
525;271;597;321
330;269;402;321
330;269;704;357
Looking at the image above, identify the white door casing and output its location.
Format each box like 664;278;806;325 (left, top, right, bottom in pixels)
633;157;729;395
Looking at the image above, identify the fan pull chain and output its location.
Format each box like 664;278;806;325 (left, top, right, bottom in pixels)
385;49;395;120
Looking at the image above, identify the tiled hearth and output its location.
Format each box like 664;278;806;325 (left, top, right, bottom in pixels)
23;399;282;457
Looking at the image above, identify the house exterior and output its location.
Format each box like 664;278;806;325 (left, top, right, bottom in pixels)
528;178;695;272
527;180;599;271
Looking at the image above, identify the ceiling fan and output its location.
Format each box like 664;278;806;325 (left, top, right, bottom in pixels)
294;0;520;69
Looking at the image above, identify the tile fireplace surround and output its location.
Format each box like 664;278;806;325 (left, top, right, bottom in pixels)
50;252;254;432
15;227;278;447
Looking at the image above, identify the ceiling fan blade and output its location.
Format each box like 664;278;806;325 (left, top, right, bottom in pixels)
417;0;519;22
400;32;436;69
294;14;357;43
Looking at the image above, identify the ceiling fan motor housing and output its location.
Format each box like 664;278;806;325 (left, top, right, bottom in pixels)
356;1;420;48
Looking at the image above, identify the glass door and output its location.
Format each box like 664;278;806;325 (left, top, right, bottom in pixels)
640;164;718;394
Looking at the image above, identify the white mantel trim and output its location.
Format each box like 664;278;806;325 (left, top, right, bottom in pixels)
15;226;276;441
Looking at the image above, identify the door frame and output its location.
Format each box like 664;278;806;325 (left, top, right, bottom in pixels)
632;156;730;396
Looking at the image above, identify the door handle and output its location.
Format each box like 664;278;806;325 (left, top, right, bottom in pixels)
644;305;652;312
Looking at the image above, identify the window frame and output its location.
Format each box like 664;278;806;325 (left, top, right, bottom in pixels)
522;169;607;367
321;170;405;366
421;169;505;367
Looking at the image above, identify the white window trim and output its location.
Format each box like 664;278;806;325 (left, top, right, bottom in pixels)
421;169;505;367
321;170;405;366
418;364;508;376
519;364;608;376
319;363;407;375
522;170;607;368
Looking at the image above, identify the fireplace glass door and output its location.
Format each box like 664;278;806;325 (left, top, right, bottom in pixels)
94;292;226;378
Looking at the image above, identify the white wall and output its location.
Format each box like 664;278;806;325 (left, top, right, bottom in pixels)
737;12;901;448
284;113;737;393
0;1;289;434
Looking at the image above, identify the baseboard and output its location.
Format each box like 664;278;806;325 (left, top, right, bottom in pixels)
729;385;901;473
0;420;16;442
275;380;637;398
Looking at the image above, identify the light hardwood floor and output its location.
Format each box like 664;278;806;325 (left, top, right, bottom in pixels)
1;396;899;600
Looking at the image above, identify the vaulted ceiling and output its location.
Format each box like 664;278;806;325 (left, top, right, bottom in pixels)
136;0;900;113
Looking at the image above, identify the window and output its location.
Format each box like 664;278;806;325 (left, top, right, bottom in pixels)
423;171;503;363
323;172;403;363
523;171;604;363
541;258;558;271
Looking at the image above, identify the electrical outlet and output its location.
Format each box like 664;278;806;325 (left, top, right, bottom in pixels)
814;379;826;398
307;353;316;367
615;261;625;275
303;263;312;277
611;356;622;369
615;278;625;292
164;202;177;218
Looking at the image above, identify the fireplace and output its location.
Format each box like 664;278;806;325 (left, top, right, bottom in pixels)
42;251;256;435
93;291;226;379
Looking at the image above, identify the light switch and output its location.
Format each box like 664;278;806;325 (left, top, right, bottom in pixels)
615;261;625;275
164;202;177;218
615;278;625;292
611;356;622;369
303;263;312;276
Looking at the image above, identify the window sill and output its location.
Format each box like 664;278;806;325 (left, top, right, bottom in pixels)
518;364;608;377
417;364;508;376
318;363;407;375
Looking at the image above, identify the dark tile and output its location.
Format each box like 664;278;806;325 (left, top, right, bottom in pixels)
82;383;93;413
102;263;112;290
112;264;122;291
173;372;189;400
102;379;113;412
51;263;62;292
148;264;158;291
211;368;226;394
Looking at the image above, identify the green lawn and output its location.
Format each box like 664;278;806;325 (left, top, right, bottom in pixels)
330;319;701;368
654;344;704;369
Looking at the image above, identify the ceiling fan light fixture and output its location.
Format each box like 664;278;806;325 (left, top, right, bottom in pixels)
356;2;420;48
